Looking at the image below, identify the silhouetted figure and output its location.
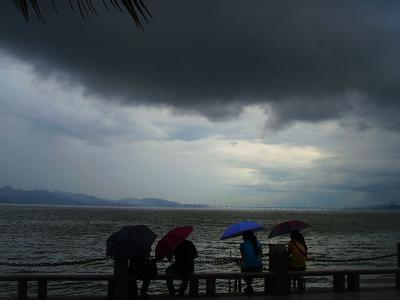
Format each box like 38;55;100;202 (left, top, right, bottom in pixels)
165;240;198;296
129;254;157;298
288;230;307;291
240;230;263;294
288;230;307;271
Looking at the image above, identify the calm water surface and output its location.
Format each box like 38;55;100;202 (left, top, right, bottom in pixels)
0;206;399;296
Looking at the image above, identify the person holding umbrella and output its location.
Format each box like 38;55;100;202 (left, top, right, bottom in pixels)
220;221;264;295
288;230;308;271
268;220;309;271
268;220;309;291
106;225;158;298
128;253;157;298
239;230;263;294
166;239;198;296
155;226;198;296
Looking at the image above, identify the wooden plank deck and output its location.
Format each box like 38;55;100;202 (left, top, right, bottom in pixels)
0;288;399;300
1;267;399;299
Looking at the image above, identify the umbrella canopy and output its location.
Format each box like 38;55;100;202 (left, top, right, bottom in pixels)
106;225;157;259
220;221;264;240
155;226;193;260
268;220;310;238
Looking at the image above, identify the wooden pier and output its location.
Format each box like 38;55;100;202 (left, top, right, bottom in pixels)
0;267;399;300
0;243;399;299
1;289;400;300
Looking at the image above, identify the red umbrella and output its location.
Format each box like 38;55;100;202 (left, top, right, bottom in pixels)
268;220;310;238
155;226;193;261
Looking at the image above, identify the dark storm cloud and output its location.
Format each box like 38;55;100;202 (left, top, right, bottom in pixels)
1;0;400;128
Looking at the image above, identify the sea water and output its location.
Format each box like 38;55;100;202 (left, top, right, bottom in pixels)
0;205;399;296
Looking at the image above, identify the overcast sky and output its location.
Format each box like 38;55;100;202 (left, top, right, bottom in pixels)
0;0;399;208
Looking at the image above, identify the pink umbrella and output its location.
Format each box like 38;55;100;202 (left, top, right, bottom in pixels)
155;226;193;261
268;220;310;238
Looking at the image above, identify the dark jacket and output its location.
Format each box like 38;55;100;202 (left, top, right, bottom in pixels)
174;240;198;274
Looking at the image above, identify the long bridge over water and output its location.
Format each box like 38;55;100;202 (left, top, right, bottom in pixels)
210;205;331;210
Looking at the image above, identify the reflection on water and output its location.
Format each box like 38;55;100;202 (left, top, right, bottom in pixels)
0;206;399;296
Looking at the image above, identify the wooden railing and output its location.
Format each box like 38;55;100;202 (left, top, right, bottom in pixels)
0;273;113;300
1;268;400;299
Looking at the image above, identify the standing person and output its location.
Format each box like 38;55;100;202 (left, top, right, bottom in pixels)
129;253;157;298
165;239;198;296
239;230;263;294
288;230;307;271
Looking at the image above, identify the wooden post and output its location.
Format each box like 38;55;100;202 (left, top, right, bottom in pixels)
396;243;400;289
113;258;134;300
205;278;216;296
189;278;199;297
264;276;271;294
107;279;114;300
268;244;289;294
347;273;360;291
333;274;345;291
38;279;47;300
18;280;28;300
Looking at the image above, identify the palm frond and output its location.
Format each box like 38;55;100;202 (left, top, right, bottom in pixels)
14;0;152;29
14;0;29;22
68;0;74;10
51;0;58;14
30;0;45;22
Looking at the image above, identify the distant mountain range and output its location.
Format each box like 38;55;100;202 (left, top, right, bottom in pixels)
3;185;398;211
0;186;208;208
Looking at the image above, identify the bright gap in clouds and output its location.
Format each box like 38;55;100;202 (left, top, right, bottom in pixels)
1;52;399;208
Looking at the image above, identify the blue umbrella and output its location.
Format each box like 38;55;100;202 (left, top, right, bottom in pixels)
220;221;264;240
